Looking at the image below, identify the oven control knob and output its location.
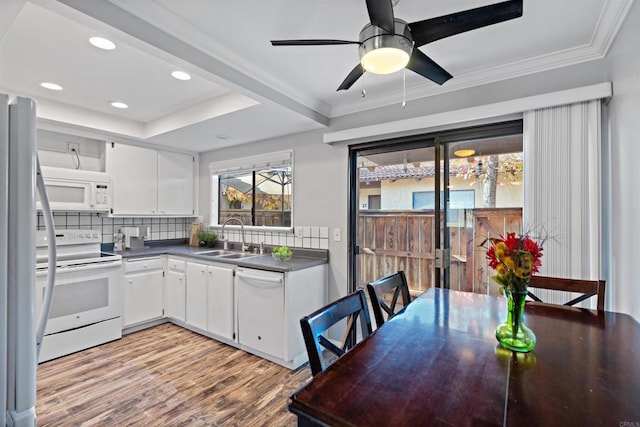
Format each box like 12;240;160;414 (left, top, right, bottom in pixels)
78;234;84;239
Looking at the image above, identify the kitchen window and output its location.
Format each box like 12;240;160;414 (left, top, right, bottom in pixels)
210;151;293;229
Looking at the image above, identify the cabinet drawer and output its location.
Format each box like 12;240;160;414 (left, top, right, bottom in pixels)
167;257;186;272
124;257;163;274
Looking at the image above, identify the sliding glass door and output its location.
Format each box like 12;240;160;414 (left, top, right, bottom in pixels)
349;121;524;296
352;141;439;296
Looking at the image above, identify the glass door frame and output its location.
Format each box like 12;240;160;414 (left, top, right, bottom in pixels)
348;120;523;293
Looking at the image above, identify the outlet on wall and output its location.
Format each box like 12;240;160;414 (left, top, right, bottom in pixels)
67;142;80;153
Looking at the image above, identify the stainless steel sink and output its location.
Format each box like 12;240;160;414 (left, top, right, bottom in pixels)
216;252;259;259
194;249;258;260
195;249;238;256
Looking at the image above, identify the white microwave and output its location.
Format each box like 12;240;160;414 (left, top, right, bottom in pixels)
37;166;111;212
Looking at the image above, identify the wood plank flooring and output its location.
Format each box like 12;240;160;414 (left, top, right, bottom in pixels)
36;323;312;426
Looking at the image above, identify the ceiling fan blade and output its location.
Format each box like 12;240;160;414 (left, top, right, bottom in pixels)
271;39;360;46
410;0;523;47
406;49;453;85
337;64;365;91
366;0;395;33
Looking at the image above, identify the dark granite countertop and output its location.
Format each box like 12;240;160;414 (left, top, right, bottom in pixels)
110;243;328;273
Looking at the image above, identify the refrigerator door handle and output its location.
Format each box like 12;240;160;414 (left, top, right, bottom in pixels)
35;157;56;359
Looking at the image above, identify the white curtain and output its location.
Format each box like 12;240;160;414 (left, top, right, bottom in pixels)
523;100;602;305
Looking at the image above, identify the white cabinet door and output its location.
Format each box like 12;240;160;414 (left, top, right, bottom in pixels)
165;270;186;322
236;268;284;359
186;262;208;330
207;265;234;340
111;143;158;215
123;270;164;327
158;151;194;215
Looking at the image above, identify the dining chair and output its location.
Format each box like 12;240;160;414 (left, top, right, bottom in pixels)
366;270;411;328
300;289;373;376
527;275;606;311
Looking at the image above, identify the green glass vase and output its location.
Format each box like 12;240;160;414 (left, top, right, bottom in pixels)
495;289;536;353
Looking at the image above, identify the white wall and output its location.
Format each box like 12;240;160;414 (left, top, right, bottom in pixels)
604;0;640;321
199;3;639;320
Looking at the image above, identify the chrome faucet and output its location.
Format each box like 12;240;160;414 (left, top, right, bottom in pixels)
221;217;249;252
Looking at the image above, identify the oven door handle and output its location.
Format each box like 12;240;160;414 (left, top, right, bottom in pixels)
36;260;123;276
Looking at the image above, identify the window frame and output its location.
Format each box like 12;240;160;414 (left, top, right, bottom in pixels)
209;150;293;232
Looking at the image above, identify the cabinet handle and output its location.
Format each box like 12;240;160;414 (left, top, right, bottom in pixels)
129;280;133;285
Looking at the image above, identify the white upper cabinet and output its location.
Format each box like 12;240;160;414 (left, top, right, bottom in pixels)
111;144;158;215
158;151;194;216
109;143;195;216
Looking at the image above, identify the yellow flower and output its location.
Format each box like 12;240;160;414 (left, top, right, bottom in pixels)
495;242;507;259
496;264;507;276
503;256;515;271
515;267;527;279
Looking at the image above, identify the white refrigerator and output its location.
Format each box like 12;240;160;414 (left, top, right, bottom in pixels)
1;94;39;427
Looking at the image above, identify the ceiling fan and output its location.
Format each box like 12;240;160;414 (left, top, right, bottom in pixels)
271;0;523;91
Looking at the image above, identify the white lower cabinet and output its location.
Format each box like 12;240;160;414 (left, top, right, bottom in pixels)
185;260;235;340
186;261;208;331
206;265;235;340
123;257;164;327
121;253;327;370
165;257;186;322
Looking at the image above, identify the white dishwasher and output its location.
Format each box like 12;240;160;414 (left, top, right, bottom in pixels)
235;267;285;360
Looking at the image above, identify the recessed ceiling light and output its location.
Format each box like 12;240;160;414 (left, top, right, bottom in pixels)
216;134;230;140
40;82;63;91
109;101;128;109
89;37;116;50
171;71;191;81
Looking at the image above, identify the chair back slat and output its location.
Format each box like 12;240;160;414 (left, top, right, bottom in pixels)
318;335;345;357
528;275;606;311
300;289;372;376
366;271;411;328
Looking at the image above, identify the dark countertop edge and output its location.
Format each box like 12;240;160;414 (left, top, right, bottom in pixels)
110;243;328;273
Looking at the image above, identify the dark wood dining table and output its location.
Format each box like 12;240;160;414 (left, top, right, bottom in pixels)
288;288;640;426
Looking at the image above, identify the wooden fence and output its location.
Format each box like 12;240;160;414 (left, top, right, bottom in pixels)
358;208;522;296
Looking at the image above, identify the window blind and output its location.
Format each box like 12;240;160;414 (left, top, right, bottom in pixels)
523;100;603;307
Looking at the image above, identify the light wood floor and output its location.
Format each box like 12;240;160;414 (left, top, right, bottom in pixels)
36;323;312;426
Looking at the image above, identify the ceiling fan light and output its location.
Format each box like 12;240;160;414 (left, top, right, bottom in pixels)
454;149;476;158
361;47;410;75
358;20;413;75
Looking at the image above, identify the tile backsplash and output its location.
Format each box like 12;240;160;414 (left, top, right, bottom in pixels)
36;212;191;244
36;212;331;250
211;225;330;250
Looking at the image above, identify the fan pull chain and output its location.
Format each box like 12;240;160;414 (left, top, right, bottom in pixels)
361;72;366;98
402;69;406;108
